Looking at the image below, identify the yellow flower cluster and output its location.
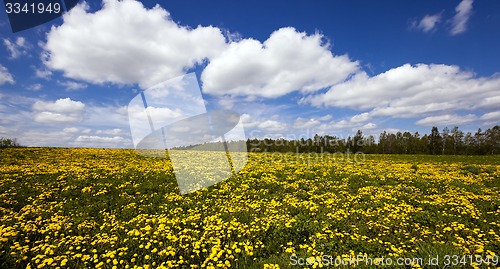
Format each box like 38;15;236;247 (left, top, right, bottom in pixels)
0;148;499;268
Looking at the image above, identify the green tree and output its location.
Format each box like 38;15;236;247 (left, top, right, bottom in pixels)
428;127;442;155
0;137;20;148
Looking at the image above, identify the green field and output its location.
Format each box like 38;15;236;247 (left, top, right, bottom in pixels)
1;148;499;268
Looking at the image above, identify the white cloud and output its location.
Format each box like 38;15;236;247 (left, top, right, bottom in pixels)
72;134;132;148
34;68;52;79
480;111;500;127
96;128;128;136
3;37;30;59
350;112;371;123
293;117;321;129
63;127;79;133
201;27;359;98
16;130;76;147
412;14;441;32
450;0;474;35
75;135;128;144
318;120;349;131
317;115;332;121
58;80;88;91
84;105;130;130
128;105;183;125
416;114;477;126
240;113;287;132
292;115;333;129
44;0;226;88
361;123;377;130
27;83;43;91
305;64;500;120
33;111;84;124
258;120;287;132
33;98;84;113
240;113;259;128
292;113;376;134
476;95;500;109
370;103;456;118
0;65;14;85
32;98;85;124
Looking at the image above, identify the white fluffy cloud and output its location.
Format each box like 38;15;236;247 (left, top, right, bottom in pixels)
416;114;477;126
350;112;371;123
240;113;287;132
258;120;287;132
0;65;14;85
412;14;441;32
32;98;85;124
43;0;227;88
450;0;474;35
201;27;359;98
304;64;500;120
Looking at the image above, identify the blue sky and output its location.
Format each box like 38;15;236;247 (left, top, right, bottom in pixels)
0;0;499;147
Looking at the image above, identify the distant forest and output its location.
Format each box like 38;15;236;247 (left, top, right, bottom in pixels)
176;125;500;155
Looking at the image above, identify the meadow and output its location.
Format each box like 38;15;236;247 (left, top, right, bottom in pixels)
0;148;499;268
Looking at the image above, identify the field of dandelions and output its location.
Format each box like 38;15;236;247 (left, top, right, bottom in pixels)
1;148;499;268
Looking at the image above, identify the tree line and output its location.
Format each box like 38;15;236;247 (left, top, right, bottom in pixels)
245;125;500;155
0;137;21;148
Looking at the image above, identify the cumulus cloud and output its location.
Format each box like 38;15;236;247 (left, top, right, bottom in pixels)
304;64;500;120
350;112;371;123
3;37;30;59
240;113;258;128
416;114;477;126
32;98;85;124
450;0;474;35
201;27;359;98
0;65;14;85
240;113;287;132
257;120;287;132
43;0;227;88
412;13;441;32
